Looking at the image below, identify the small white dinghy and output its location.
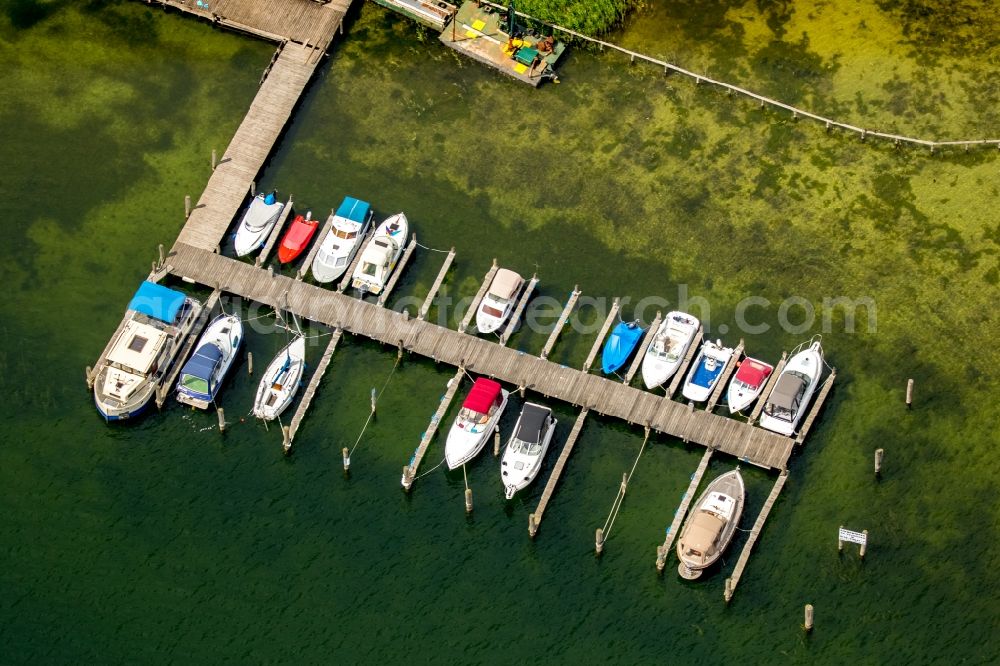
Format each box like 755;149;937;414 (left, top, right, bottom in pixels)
500;402;557;500
726;357;774;414
351;213;408;295
253;336;306;421
681;340;734;403
475;268;524;334
759;338;824;436
310;196;373;283
445;377;509;470
234;192;285;257
676;469;745;580
175;314;244;410
641;311;700;389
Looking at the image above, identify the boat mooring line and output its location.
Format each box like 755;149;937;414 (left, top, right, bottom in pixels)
414;241;451;253
348;356;402;458
413;456;447;480
600;428;650;541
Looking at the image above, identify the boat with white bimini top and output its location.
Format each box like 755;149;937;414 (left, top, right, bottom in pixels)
500;402;557;499
445;377;509;470
681;340;734;403
233;191;285;257
726;356;774;414
175;314;243;409
676;469;745;579
253;336;306;421
351;213;408;295
94;281;203;421
310;196;373;283
759;337;824;436
641;311;700;389
475;268;524;334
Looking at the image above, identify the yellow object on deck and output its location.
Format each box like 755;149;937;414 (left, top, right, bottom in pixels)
514;62;528;74
471;19;486;30
466;29;479;38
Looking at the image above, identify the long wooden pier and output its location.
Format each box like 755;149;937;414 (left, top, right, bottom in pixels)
796;370;836;444
706;339;744;412
748;351;786;422
655;447;713;571
499;274;538;346
286;327;343;450
257;196;294;265
528;408;589;537
402;367;465;489
724;470;788;601
377;235;418;306
624;311;661;384
458;259;498;334
582;297;620;373
338;225;375;293
539;286;579;360
418;248;456;321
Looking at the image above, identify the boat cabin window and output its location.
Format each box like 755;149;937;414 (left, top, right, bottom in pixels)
333;228;356;239
374;240;389;248
336;256;348;266
128;335;148;353
361;262;378;276
509;439;542;455
482;305;504;318
685;548;703;557
181;375;209;394
458;407;489;424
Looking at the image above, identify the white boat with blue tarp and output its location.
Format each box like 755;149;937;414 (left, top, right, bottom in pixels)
94;281;202;421
175;314;243;410
311;196;373;283
681;340;734;403
234;191;285;257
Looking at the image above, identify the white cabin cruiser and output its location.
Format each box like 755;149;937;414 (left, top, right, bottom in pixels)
726;357;774;414
233;191;285;257
759;339;824;436
641;311;700;389
310;196;373;283
475;268;524;334
676;469;745;579
175;314;243;409
500;402;557;499
351;213;408;295
445;377;508;470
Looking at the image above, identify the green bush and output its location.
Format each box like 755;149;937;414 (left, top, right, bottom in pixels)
515;0;638;35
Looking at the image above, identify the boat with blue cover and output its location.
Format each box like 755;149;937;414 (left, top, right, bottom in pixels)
311;196;373;283
175;314;243;410
93;281;203;421
233;191;285;257
601;320;646;374
681;340;735;402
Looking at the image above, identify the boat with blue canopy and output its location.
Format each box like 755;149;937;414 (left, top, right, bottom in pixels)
311;196;373;283
601;320;646;374
93;281;202;421
175;313;244;409
682;340;734;403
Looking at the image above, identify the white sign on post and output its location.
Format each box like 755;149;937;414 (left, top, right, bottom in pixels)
839;527;867;545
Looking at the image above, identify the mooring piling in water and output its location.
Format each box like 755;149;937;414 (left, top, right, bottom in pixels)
247;351;253;375
211;149;217;171
906;378;914;408
342;447;350;473
217;406;226;432
875;448;884;476
465;487;474;513
493;426;500;456
184;195;191;219
595;527;604;555
859;530;869;558
804;604;814;631
282;425;291;454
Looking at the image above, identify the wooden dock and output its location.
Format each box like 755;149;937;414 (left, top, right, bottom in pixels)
418;248;456;321
795;370;836;444
724;470;788;602
499;274;538;346
706;339;744;412
338;225;375;293
298;213;333;281
748;352;786;422
377;236;418;307
624;311;661;384
458;259;498;334
582;297;620;373
164;244;804;470
402;367;465;490
285;327;343;451
655;447;713;571
257;196;294;266
154;288;222;407
665;326;703;399
539;286;579;360
528;408;589;537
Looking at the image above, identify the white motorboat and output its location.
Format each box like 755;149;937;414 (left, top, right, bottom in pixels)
726;356;774;414
310;196;373;283
475;268;524;334
94;281;202;421
500;402;557;499
253;336;306;421
641;311;700;389
676;469;745;579
175;314;244;410
445;377;509;470
233;191;285;257
759;338;824;436
351;213;409;295
681;340;734;403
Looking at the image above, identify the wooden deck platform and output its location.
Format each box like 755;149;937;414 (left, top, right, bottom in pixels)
418;248;456;321
624;311;661;384
377;236;418;306
582;297;620;373
402;367;465;489
655;447;713;571
286;327;343;451
257;196;294;265
164;245;803;470
706;339;744;412
665;327;702;399
724;470;788;601
458;259;498;334
499;274;538;346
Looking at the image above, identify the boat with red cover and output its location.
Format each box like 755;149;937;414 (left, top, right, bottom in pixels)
277;211;319;264
726;356;774;413
445;377;509;469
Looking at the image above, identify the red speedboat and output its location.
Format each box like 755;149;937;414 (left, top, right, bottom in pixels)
277;211;319;264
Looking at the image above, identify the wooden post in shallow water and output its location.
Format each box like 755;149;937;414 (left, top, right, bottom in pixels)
528;513;538;538
247;352;253;376
158;244;165;268
838;525;844;553
211;149;217;171
282;426;291;455
724;578;733;603
465;488;474;514
875;448;884;476
493;426;500;456
804;604;814;631
184;195;191;219
595;528;605;555
906;378;914;408
217;407;226;433
342;447;350;473
859;530;869;558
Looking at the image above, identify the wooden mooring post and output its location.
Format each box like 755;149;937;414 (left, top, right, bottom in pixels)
906;378;914;408
185;195;192;219
247;351;253;375
875;448;884;476
804;604;814;631
216;406;226;432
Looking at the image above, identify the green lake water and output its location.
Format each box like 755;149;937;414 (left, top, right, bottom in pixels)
1;1;998;662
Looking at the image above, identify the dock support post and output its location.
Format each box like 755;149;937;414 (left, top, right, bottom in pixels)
838;525;844;553
370;387;377;415
528;513;538;538
184;195;191;219
875;448;884;476
804;604;814;631
250;181;256;197
595;528;604;555
211;149;217;171
724;578;733;603
620;472;628;496
342;447;350;473
859;530;869;558
282;425;291;455
465;488;474;514
656;546;667;573
247;352;253;375
519;385;525;398
402;466;414;492
494;426;500;456
906;378;914;408
217;406;226;433
157;244;165;268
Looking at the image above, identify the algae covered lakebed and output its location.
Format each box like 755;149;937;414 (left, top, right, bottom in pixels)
0;1;998;662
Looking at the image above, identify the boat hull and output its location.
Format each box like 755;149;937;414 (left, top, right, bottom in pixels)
94;384;154;421
253;337;307;421
601;321;645;374
351;213;408;294
500;417;557;499
233;195;285;257
681;342;734;402
640;311;699;389
676;469;745;576
759;342;823;436
445;391;509;469
277;216;318;264
176;315;244;410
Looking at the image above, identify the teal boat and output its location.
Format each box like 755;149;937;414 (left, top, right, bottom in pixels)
601;320;646;374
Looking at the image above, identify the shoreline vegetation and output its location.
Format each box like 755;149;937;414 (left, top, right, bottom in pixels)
516;0;638;35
